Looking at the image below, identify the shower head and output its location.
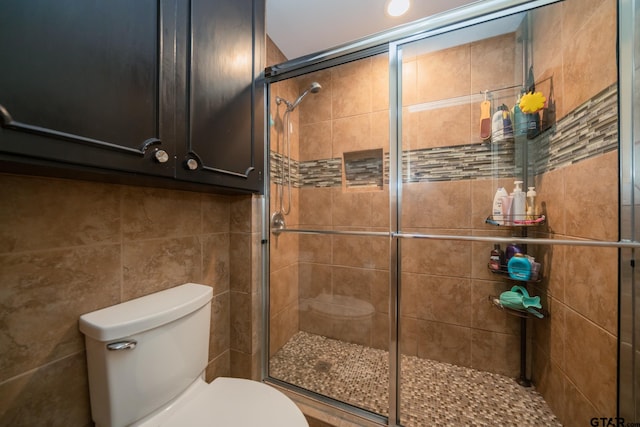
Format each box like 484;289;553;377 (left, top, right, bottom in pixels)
278;82;322;112
308;82;322;93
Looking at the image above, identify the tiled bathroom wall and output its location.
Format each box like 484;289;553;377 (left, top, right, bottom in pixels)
0;174;258;426
267;36;302;357
285;33;527;375
528;1;619;425
291;54;392;352
398;29;525;378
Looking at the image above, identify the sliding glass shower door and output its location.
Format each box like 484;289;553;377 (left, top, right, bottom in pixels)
394;10;552;426
267;55;392;421
266;0;625;426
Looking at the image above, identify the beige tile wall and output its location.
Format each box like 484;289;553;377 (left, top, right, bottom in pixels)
527;1;619;425
292;54;392;350
0;173;255;426
290;34;524;377
268;37;303;357
531;152;619;426
402;32;519;151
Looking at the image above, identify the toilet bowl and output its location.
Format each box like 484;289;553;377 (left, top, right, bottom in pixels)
79;283;307;427
134;377;305;427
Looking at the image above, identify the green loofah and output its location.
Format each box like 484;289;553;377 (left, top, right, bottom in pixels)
499;291;527;310
499;285;542;314
510;285;541;309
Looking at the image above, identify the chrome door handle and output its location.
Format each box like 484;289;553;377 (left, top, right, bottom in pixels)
106;340;137;351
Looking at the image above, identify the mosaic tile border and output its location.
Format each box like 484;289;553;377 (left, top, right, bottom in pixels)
533;83;618;174
298;158;342;188
269;84;618;187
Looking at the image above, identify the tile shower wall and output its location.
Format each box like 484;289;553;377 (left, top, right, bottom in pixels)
268;36;301;357
0;173;257;426
293;53;392;352
288;34;526;375
528;1;619;425
399;30;524;378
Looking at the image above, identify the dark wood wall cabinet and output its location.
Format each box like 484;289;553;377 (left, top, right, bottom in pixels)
0;0;265;194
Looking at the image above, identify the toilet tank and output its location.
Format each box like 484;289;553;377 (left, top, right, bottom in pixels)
79;283;213;427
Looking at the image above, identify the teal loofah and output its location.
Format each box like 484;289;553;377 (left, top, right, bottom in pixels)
499;286;543;313
499;291;527;310
510;285;542;309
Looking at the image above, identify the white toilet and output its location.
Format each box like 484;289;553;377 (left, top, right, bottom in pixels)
79;283;308;427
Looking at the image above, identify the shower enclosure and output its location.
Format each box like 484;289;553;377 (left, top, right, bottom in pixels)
264;0;638;425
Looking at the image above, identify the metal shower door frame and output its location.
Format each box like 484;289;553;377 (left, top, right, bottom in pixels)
260;1;629;426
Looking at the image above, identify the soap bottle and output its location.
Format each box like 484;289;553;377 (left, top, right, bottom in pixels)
491;108;505;143
491;105;513;143
511;181;526;222
512;92;527;137
526;109;541;140
489;244;505;271
492;187;509;225
526;187;537;219
505;243;523;262
527;255;541;281
508;253;532;281
502;105;513;140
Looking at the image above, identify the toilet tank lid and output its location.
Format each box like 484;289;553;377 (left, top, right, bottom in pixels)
79;283;213;342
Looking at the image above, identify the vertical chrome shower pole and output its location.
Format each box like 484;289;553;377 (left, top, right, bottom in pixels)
618;0;637;419
388;41;401;427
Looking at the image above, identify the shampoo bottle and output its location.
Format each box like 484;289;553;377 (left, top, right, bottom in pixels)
526;186;537;219
508;253;532;281
491;109;505;143
489;244;505;271
512;93;527;137
512;181;526;221
502;105;513;140
492;187;509;225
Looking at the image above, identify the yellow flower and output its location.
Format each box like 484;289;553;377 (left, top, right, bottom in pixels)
519;91;546;113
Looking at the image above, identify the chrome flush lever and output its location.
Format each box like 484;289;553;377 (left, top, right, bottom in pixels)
106;340;137;351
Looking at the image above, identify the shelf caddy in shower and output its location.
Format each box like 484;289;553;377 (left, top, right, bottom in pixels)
485;214;546;227
488;295;549;320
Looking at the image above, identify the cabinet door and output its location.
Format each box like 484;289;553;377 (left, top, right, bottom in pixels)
0;0;176;176
175;0;265;192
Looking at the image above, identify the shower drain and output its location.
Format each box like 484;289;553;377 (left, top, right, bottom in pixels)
314;360;332;373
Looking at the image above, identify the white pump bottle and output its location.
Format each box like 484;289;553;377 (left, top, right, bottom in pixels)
512;181;526;221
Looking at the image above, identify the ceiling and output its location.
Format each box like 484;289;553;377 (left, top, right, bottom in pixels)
266;0;481;60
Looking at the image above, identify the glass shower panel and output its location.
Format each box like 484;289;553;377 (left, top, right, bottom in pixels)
636;0;640;418
620;0;640;420
266;0;619;424
268;54;392;419
396;14;530;423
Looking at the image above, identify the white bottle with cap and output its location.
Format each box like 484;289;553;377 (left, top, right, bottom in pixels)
492;187;509;225
512;181;526;222
527;186;537;219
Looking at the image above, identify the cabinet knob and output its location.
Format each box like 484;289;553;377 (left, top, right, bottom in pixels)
186;158;199;170
154;149;169;163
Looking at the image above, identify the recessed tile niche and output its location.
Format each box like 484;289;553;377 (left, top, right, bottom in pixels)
342;148;384;191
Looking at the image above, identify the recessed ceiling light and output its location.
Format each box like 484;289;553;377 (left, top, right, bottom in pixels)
386;0;410;17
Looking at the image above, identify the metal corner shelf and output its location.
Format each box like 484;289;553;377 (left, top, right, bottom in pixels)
488;295;549;319
485;214;546;227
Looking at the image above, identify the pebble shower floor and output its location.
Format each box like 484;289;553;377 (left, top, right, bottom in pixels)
269;332;561;426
